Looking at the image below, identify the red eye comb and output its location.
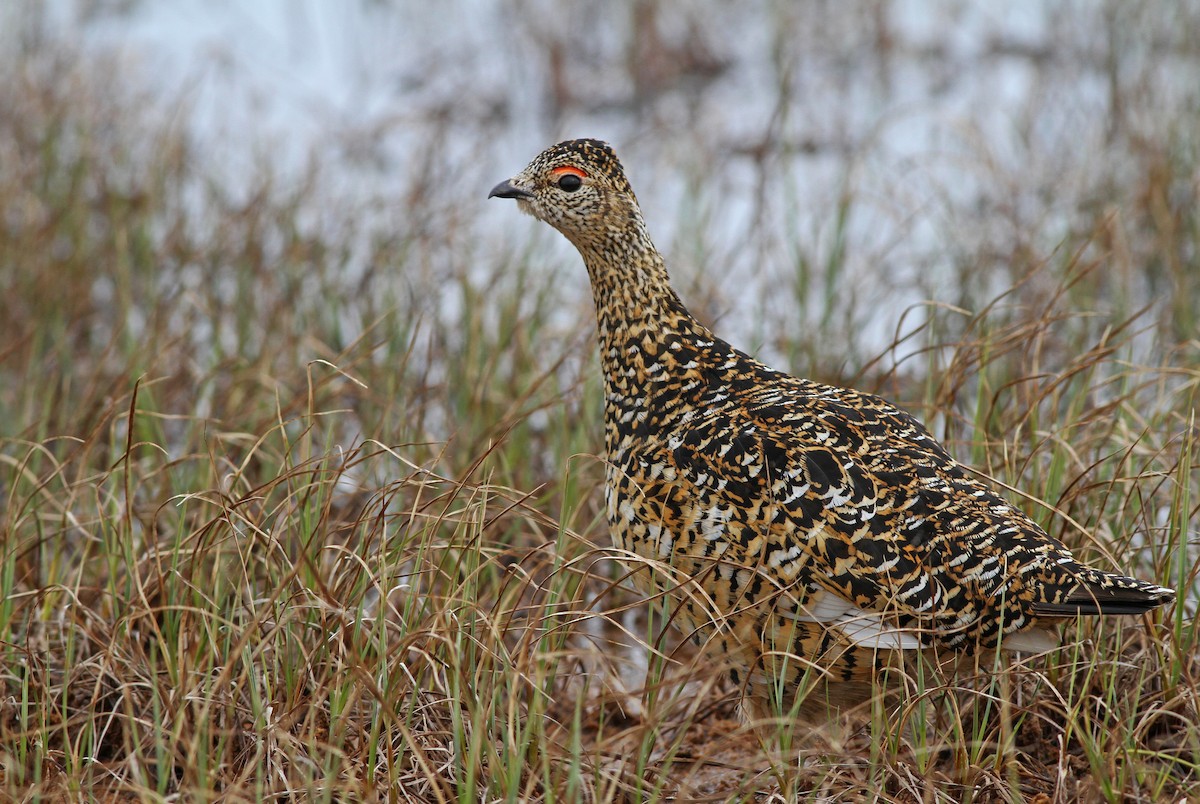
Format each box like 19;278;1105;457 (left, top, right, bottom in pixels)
551;166;588;179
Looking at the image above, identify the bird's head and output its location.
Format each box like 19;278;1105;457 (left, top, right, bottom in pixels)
489;139;641;250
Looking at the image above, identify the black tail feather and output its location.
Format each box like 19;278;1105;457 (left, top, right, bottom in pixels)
1030;578;1175;617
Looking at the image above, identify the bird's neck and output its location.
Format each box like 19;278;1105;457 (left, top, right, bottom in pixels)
572;218;727;432
574;220;701;358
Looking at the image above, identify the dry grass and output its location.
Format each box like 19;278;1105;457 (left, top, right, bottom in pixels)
3;7;1200;802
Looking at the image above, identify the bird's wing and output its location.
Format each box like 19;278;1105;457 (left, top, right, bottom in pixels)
663;376;1068;649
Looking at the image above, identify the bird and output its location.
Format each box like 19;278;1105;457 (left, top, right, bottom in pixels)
488;138;1175;718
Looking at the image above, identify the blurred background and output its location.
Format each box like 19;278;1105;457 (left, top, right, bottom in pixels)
8;0;1198;358
3;0;1198;477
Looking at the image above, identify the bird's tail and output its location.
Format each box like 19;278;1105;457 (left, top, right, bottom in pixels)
1029;568;1175;617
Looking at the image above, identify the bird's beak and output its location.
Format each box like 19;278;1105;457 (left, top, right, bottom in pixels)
488;179;535;200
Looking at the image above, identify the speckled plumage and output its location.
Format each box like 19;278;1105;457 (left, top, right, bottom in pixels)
490;139;1175;714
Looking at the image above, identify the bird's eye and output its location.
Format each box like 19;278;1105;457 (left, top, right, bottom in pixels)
557;174;583;192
